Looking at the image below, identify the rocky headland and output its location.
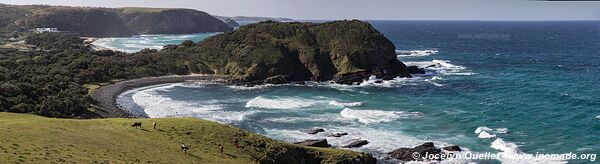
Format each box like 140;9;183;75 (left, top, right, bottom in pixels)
163;20;412;85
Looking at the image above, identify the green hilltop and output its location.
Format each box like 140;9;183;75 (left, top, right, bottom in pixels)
0;112;375;163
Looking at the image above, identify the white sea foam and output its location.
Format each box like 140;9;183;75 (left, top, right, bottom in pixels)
495;128;509;134
475;127;566;163
93;32;219;53
340;108;422;124
245;96;322;109
396;49;439;57
265;126;436;153
478;131;496;138
228;84;276;90
128;83;255;123
404;60;475;77
474;126;493;134
596;115;600;119
328;100;363;107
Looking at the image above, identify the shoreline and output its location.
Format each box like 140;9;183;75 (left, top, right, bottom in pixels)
90;74;225;118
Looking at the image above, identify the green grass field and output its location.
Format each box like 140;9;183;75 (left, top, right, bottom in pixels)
0;112;373;163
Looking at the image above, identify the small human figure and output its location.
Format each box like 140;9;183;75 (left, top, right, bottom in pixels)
219;144;224;154
152;122;156;129
181;144;189;153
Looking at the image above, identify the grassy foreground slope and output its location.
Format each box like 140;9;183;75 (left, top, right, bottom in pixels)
0;112;374;163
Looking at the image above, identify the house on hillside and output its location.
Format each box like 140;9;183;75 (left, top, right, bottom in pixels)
35;28;59;33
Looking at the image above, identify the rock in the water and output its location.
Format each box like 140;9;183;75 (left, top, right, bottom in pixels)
172;20;412;85
442;145;461;151
342;139;369;148
407;65;426;74
388;142;442;161
328;132;348;137
307;128;325;134
294;139;330;148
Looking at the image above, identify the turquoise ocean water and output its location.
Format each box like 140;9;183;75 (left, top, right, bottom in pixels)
115;21;600;163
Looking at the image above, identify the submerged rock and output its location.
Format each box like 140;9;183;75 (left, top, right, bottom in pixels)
294;139;330;148
442;145;461;151
328;132;348;137
171;20;411;85
388;142;442;161
306;128;325;134
342;139;369;148
407;65;426;74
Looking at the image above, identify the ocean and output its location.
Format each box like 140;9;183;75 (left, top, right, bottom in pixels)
115;21;600;163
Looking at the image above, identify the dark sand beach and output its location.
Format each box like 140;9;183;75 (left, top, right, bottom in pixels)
90;75;224;118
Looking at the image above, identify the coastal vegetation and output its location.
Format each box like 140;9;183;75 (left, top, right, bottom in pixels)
0;4;412;163
0;20;411;118
0;112;375;163
0;4;232;37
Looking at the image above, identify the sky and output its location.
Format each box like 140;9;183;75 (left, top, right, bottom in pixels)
1;0;599;21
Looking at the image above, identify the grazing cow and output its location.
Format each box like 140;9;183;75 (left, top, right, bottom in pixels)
219;144;224;154
131;122;142;128
152;122;157;129
181;144;189;153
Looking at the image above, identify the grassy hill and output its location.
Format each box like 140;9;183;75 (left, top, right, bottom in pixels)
0;112;375;163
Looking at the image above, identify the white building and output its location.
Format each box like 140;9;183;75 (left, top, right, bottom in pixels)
35;28;59;33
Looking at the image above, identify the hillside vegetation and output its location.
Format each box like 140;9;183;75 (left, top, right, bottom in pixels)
0;112;375;163
167;20;410;84
0;20;411;118
0;4;232;37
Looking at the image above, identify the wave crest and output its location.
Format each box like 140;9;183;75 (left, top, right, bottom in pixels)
340;108;422;124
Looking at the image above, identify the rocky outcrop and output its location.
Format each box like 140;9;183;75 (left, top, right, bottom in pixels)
442;145;462;151
407;65;425;74
118;8;233;34
342;139;369;148
328;132;348;137
306;128;325;134
294;139;330;148
173;20;411;85
388;142;442;161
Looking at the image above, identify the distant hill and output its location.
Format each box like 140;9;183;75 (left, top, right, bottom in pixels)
215;15;294;22
118;7;233;34
0;4;232;37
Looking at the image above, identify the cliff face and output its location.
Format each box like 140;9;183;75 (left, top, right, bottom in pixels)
174;20;410;84
118;8;233;34
3;5;231;37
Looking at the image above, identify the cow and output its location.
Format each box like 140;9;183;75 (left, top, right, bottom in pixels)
181;144;189;153
131;122;142;128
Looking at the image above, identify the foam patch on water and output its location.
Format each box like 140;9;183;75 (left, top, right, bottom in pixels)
491;138;568;164
128;83;254;123
404;60;475;76
245;96;324;109
264;126;437;153
93;32;219;53
396;49;439;57
340;108;423;124
478;131;496;138
328;100;363;107
476;127;566;163
227;84;277;91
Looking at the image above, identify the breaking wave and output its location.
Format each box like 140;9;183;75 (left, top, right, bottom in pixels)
340;108;423;124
